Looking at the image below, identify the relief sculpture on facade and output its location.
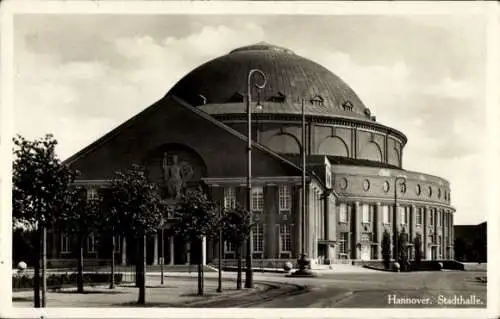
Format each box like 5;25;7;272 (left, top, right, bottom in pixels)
162;152;194;200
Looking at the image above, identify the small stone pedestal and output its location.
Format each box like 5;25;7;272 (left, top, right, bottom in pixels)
287;254;317;277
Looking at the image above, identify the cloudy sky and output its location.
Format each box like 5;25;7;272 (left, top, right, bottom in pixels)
12;13;487;225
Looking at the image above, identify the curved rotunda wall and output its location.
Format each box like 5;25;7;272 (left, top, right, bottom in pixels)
251;121;404;167
332;165;452;206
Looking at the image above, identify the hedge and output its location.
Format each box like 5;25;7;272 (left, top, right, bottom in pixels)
13;273;123;290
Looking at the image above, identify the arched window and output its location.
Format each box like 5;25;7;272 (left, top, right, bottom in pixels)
359;142;382;162
318;136;349;157
265;134;301;154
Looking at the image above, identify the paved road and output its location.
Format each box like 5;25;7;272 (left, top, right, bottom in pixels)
250;271;487;308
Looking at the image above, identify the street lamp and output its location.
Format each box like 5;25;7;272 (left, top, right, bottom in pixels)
393;174;407;261
217;202;223;293
245;69;267;289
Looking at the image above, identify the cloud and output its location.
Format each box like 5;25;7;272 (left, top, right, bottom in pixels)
12;15;486;224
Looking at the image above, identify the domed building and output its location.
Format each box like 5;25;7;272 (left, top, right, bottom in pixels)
49;43;455;267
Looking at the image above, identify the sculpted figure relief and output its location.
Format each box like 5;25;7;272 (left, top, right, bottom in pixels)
162;152;194;200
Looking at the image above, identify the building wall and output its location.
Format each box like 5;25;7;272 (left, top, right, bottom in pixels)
224;119;405;168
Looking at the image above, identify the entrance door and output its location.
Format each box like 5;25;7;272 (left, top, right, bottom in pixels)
431;247;437;260
360;244;371;260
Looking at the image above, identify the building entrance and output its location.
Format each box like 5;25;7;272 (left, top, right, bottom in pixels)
360;244;371;260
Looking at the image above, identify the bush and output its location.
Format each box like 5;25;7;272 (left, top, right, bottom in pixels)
12;273;123;290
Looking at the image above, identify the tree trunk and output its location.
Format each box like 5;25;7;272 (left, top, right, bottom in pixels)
137;234;146;304
197;237;204;296
135;237;140;288
77;234;84;293
110;232;116;289
33;228;41;308
41;226;47;307
236;243;242;290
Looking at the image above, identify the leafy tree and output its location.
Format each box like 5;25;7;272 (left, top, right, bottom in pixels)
221;205;252;290
12;134;76;307
171;188;221;296
398;229;409;271
57;186;103;293
414;233;423;266
381;229;391;270
107;165;163;304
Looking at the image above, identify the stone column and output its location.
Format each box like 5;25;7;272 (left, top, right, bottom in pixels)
121;236;127;265
353;201;361;259
451;211;455;259
410;205;417;260
264;185;278;259
185;242;191;265
393;203;401;259
323;193;330;261
433;208;438;259
394;203;401;232
423;206;429;260
294;186;303;257
202;236;207;266
169;236;174;265
152;232;158;265
375;202;382;260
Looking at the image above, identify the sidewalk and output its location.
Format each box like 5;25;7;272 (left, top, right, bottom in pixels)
12;275;303;308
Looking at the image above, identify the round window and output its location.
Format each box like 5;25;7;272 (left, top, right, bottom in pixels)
383;180;390;193
340;177;348;190
363;179;370;191
416;184;421;196
400;183;407;194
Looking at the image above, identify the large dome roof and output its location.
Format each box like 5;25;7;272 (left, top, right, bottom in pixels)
167;42;372;120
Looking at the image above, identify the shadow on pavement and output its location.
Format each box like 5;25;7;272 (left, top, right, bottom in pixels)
56;290;127;294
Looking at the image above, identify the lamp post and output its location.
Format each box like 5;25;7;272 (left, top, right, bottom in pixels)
301;99;307;257
393;175;407;261
160;227;164;285
245;69;267;289
217;202;223;293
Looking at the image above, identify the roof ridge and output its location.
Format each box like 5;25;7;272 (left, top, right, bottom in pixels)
171;95;305;175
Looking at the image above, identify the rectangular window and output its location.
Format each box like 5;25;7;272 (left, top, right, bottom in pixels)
416;208;423;225
325;170;332;188
361;232;372;242
113;235;121;253
224;241;235;253
87;188;99;201
251;186;264;212
382;205;390;224
87;233;96;253
430;209;434;225
279;224;292;253
224;187;236;210
362;204;370;223
339;204;348;223
279;185;291;211
339;232;349;255
438;235;442;257
61;233;71;254
400;207;407;225
252;223;264;253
